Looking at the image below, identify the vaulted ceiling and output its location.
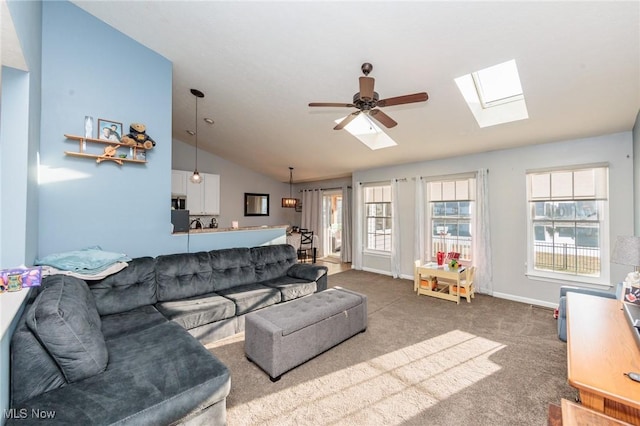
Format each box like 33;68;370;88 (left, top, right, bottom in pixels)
73;1;640;183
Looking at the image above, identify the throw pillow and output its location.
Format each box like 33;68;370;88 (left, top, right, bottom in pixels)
26;275;108;383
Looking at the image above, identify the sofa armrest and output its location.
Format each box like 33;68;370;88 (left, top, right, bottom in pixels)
287;264;328;292
557;284;618;342
559;285;617;300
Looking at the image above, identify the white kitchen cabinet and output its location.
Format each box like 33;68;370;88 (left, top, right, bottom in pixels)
186;177;204;214
171;170;188;196
203;173;220;215
185;172;220;215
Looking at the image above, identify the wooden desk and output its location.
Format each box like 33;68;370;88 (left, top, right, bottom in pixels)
414;263;466;304
566;292;640;425
561;399;632;426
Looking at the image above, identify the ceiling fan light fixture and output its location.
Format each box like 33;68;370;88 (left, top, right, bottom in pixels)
282;166;299;208
190;88;205;184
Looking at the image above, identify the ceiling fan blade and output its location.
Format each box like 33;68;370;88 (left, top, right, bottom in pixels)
369;109;398;128
334;111;360;130
309;102;354;107
359;76;375;100
377;92;429;107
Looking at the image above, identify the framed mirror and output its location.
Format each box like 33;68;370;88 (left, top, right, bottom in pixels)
244;193;270;216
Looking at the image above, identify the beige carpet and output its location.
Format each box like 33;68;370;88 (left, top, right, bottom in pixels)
208;270;576;425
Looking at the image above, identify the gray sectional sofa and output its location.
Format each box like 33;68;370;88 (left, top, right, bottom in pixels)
9;244;328;425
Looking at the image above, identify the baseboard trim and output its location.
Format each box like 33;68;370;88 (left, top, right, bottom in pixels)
356;268;558;308
362;267;392;277
492;291;557;309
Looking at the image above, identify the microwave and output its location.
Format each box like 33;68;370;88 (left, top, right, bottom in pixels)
171;196;186;210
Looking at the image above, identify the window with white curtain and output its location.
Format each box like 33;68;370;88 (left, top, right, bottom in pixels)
526;166;609;282
364;184;392;252
428;177;476;262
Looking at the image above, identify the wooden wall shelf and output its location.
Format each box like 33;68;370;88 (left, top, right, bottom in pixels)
64;134;147;165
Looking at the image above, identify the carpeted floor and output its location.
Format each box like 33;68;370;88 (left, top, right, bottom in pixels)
207;270;576;425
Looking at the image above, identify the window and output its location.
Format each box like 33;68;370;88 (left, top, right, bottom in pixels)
364;184;392;252
527;166;608;282
335;115;398;150
429;177;476;262
454;59;529;128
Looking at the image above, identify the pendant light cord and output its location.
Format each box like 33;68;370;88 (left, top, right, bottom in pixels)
289;167;293;198
195;95;198;169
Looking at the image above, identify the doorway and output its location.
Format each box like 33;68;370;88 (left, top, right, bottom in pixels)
323;191;342;259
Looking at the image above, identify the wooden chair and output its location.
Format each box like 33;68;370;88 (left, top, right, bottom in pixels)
451;266;476;303
297;230;315;263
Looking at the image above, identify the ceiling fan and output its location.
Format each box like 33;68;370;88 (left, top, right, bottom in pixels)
309;62;428;130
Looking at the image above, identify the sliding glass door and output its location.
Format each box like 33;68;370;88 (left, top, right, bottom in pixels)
323;191;342;259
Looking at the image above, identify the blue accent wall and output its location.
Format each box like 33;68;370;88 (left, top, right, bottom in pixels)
37;1;285;259
38;1;181;258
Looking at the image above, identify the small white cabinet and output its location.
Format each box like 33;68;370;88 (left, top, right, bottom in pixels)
171;170;188;196
202;173;220;215
181;171;220;215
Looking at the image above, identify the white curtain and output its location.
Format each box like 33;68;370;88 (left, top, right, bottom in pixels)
391;179;401;278
414;177;425;265
353;183;363;270
341;186;352;263
473;169;493;294
301;189;324;258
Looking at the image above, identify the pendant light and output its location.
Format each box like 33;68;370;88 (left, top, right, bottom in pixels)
189;88;204;184
282;167;298;208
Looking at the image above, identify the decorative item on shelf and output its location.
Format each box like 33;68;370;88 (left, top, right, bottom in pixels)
189;88;205;184
84;116;94;139
448;258;460;269
98;144;125;165
282;167;299;208
97;119;123;142
437;251;445;266
120;123;155;150
611;235;640;291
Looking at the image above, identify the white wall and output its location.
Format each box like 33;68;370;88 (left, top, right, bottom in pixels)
633;110;640;234
291;176;352;227
353;132;634;307
172;138;296;228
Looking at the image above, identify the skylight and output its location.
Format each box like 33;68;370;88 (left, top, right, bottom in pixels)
455;59;528;128
335;114;398;150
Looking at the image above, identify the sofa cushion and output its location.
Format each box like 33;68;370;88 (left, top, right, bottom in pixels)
89;257;157;315
101;305;168;341
209;247;256;291
217;283;282;315
9;321;231;425
26;275;108;383
261;276;317;302
155;252;213;301
10;307;67;405
156;292;236;330
251;245;297;282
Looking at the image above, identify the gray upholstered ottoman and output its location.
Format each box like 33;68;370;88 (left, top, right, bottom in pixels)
244;287;367;381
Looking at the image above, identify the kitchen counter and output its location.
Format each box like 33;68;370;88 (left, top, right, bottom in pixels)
173;224;288;235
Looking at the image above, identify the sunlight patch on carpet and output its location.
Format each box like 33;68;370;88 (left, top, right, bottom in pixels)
227;330;506;425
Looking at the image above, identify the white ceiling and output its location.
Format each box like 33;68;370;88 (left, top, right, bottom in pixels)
72;1;640;183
